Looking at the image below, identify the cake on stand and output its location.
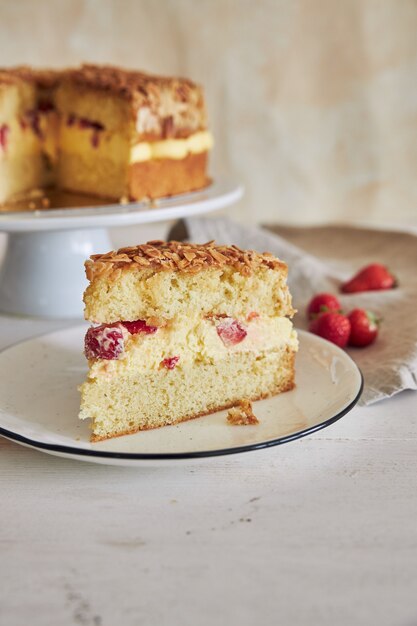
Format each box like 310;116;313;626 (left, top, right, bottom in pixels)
0;178;243;319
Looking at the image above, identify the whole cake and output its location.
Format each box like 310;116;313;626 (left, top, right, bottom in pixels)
0;65;212;204
79;240;298;441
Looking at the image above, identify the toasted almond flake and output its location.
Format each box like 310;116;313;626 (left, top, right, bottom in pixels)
183;250;196;262
110;268;122;281
210;249;229;263
118;246;137;253
243;252;252;267
133;255;151;266
145;248;163;258
241;265;252;277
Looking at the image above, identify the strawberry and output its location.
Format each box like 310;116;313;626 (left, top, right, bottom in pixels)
84;324;125;360
348;309;380;347
161;356;180;369
309;312;351;348
122;319;158;335
341;263;396;293
307;293;342;320
216;318;247;346
0;124;9;152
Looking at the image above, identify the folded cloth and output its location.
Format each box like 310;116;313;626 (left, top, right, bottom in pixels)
175;217;417;405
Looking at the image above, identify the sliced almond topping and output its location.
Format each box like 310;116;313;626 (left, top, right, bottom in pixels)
210;249;229;263
240;265;252;277
110;268;122;281
183;250;196;262
118;246;138;254
144;247;163;258
85;240;286;282
133;255;151;266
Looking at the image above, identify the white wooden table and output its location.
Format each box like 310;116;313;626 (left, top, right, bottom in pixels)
0;313;416;626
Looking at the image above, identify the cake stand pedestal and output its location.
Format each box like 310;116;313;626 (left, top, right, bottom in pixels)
0;179;243;319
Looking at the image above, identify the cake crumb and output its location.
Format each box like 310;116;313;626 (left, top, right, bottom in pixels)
227;400;259;426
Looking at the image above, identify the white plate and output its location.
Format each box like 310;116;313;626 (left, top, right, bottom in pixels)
0;327;363;466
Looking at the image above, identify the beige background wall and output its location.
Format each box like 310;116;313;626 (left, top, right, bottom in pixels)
1;0;416;226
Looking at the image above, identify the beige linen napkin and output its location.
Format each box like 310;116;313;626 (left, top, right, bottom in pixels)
173;217;417;405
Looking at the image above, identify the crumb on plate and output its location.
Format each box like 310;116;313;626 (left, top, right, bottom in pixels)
227;399;259;425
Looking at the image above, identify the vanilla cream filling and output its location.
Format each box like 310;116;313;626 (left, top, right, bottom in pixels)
89;315;298;379
130;131;213;163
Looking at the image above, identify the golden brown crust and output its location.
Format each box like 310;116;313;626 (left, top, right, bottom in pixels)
0;66;60;89
85;239;288;282
64;64;199;101
90;368;296;442
128;152;209;200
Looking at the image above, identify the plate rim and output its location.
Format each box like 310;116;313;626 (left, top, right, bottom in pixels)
0;328;364;461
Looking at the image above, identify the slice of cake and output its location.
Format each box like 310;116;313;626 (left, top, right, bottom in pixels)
0;67;59;203
79;240;298;441
55;64;212;201
0;64;212;205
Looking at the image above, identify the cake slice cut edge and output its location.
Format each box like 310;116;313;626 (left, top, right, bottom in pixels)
79;241;298;442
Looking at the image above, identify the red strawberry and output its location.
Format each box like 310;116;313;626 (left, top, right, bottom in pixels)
84;324;125;360
309;312;351;348
348;309;380;347
0;124;10;152
307;293;342;320
341;264;396;293
122;319;158;335
161;356;180;370
216;318;247;346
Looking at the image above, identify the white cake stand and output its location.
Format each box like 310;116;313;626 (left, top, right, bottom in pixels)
0;178;243;319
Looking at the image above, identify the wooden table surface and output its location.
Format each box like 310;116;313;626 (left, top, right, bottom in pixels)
0;311;416;626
